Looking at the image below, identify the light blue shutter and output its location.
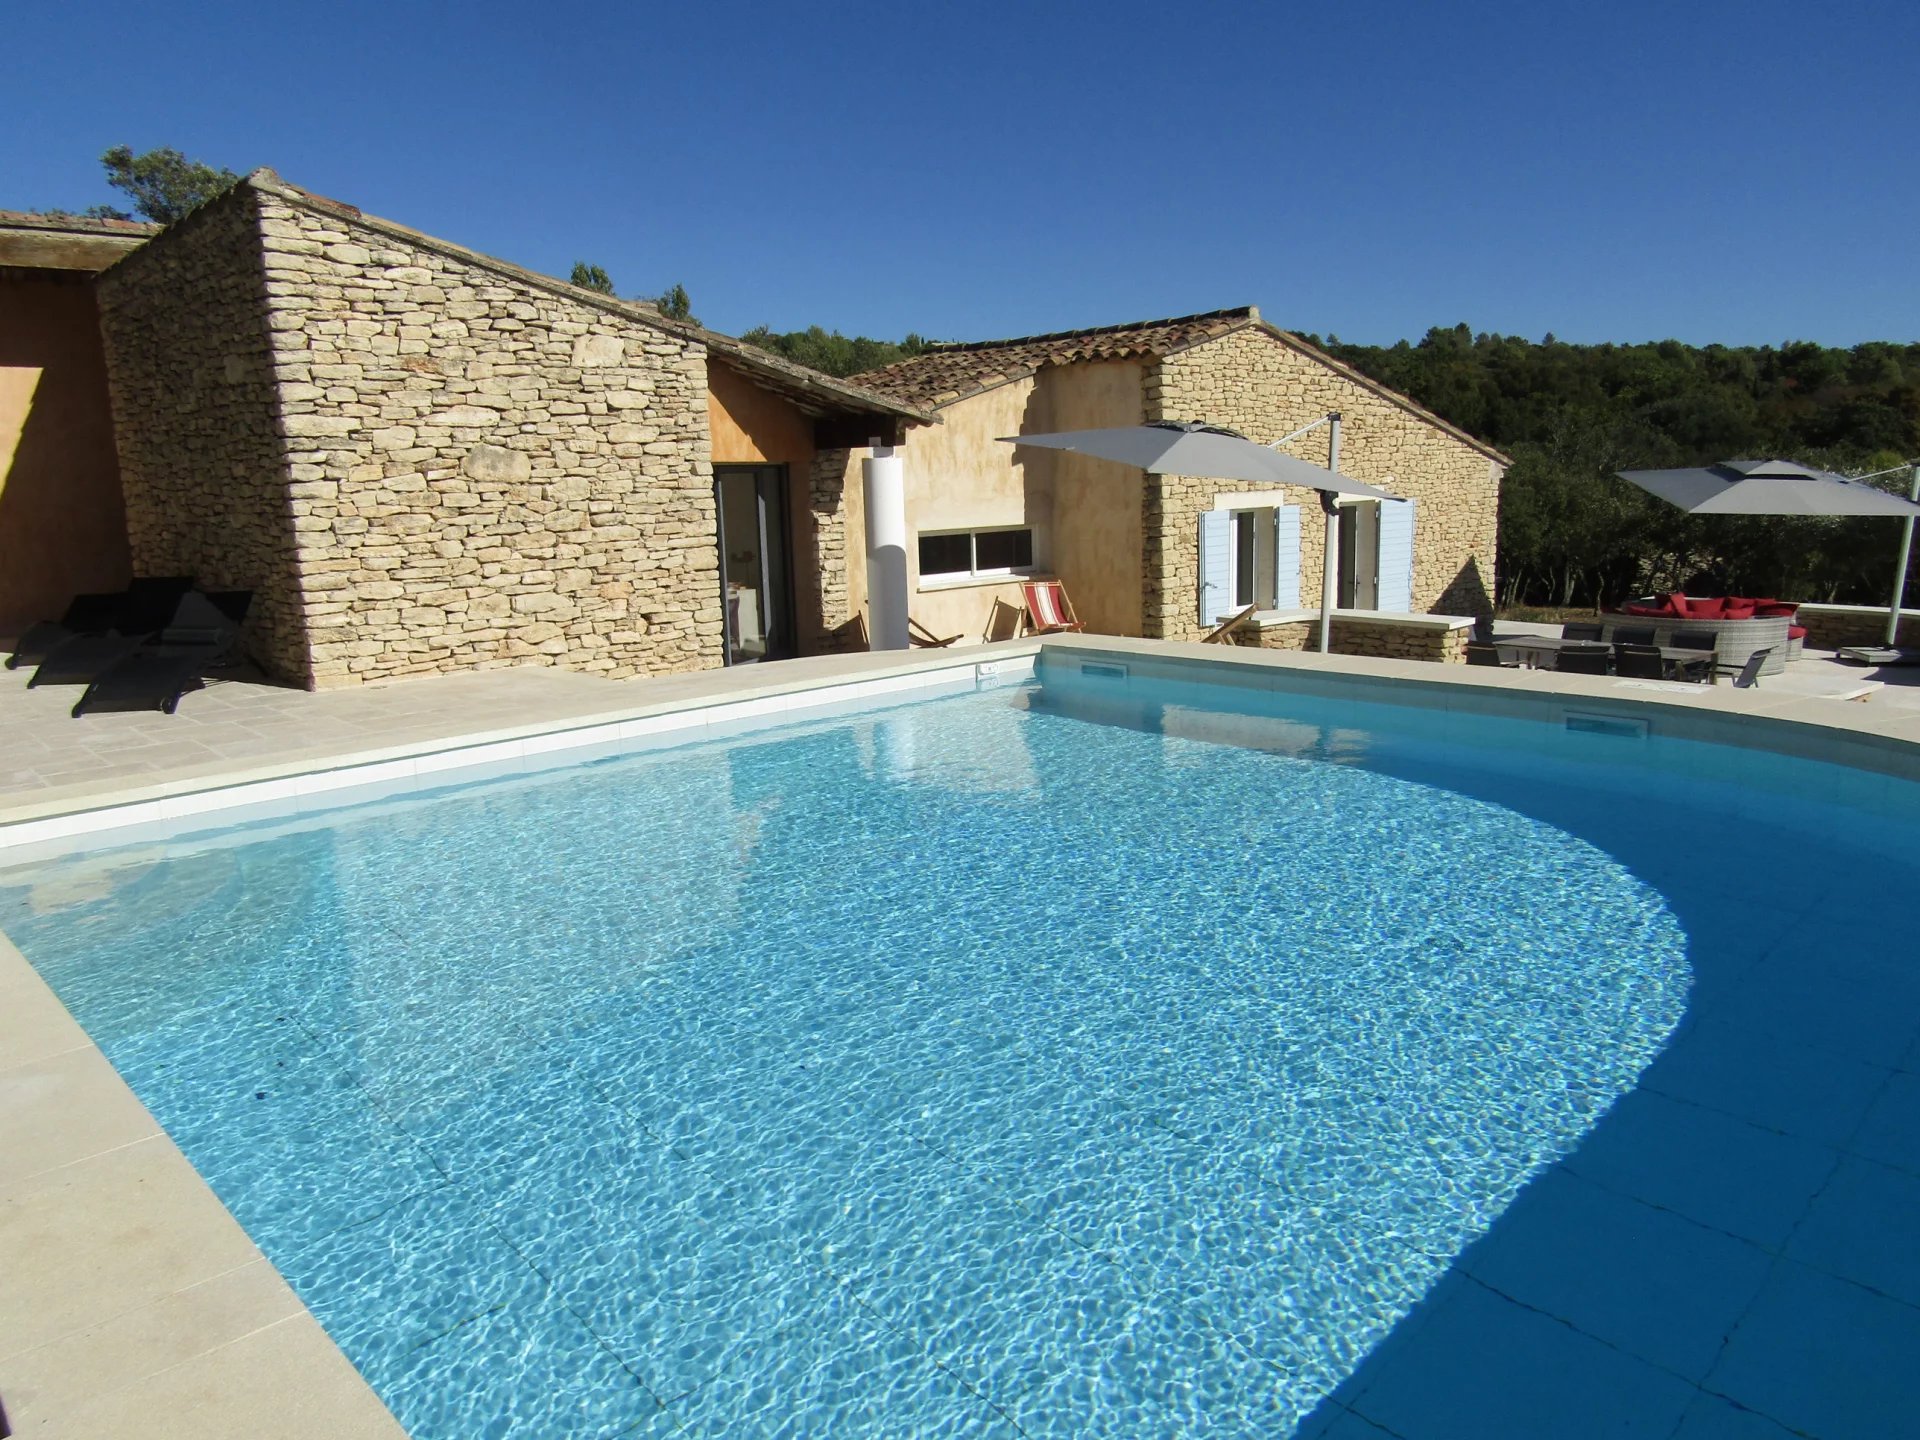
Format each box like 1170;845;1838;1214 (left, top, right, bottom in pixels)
1376;498;1416;612
1273;505;1302;609
1197;510;1231;625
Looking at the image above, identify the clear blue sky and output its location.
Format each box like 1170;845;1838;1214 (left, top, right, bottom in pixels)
6;0;1916;348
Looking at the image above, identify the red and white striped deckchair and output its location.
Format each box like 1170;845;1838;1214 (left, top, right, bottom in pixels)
1019;579;1082;635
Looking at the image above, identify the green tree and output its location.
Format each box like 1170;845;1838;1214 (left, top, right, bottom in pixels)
1311;327;1920;609
655;283;695;323
90;145;239;224
738;325;929;378
569;262;615;295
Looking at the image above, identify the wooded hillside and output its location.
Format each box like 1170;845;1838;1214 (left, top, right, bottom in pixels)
1309;326;1920;609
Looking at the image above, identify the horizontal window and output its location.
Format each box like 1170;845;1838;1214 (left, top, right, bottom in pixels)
917;527;1036;581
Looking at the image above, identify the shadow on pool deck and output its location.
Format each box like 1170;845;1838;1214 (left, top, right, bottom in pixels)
1290;844;1920;1440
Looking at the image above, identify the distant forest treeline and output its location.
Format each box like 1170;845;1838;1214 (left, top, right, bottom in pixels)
1299;326;1920;610
746;321;1920;610
739;326;929;379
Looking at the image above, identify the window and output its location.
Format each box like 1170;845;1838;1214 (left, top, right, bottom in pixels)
917;526;1036;582
1231;508;1277;608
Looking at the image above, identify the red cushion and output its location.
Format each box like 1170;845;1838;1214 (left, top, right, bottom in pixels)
1789;625;1808;640
1755;602;1797;617
1690;597;1726;619
1723;601;1757;619
1665;591;1689;617
1621;602;1663;617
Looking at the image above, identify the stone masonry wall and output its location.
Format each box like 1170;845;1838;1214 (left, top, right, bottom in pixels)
96;188;314;681
256;194;719;685
1231;617;1466;662
1794;606;1920;651
807;446;859;650
1143;326;1500;642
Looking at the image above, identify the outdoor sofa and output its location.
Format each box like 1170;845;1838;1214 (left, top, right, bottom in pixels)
1604;595;1802;675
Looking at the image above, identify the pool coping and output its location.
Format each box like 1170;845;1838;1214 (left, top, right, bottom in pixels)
0;642;1044;860
3;636;1919;1436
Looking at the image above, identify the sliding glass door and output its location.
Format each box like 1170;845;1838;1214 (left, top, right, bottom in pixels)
714;464;793;665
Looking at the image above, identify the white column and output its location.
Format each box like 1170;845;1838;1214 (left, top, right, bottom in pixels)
863;440;909;651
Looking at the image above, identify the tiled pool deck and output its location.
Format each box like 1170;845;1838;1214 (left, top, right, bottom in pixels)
3;638;1918;1438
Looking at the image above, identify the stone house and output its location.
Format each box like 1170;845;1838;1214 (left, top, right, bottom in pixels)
9;172;1508;686
88;170;930;687
842;310;1508;651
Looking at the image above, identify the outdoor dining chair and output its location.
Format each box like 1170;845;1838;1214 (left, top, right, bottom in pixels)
1668;630;1719;683
1731;647;1772;689
1612;625;1657;647
1555;643;1612;675
1562;622;1604;642
1614;644;1667;680
1465;641;1512;668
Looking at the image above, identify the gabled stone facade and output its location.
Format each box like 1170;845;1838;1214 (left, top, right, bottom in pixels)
1143;323;1502;641
99;178;721;687
852;310;1507;647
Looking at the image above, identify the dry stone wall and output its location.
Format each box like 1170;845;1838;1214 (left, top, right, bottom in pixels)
1793;605;1920;651
1231;616;1467;662
96;189;315;681
807;447;860;650
101;181;724;689
255;196;719;685
1144;326;1500;642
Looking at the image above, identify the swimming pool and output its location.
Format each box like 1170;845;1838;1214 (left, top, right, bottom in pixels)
3;657;1916;1437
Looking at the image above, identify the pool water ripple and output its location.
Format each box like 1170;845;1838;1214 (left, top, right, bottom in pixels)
0;679;1698;1437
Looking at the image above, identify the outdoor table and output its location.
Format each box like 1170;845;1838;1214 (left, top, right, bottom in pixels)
1492;635;1716;678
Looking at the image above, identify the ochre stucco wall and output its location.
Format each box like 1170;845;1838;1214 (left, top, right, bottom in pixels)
825;380;1054;647
901;378;1049;644
1032;360;1144;636
1144;326;1502;641
0;271;132;634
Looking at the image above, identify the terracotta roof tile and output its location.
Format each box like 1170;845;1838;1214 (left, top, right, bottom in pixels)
853;305;1508;465
852;307;1256;409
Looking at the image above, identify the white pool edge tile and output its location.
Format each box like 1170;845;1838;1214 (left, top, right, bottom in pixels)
0;656;1004;863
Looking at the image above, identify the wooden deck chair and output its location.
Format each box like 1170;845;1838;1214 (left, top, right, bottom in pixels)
908;617;961;648
1201;604;1258;645
982;597;1025;644
1019;579;1082;635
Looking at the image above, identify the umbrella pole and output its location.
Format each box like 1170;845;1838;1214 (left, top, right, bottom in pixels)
1886;464;1919;649
1317;415;1343;653
1317;493;1338;652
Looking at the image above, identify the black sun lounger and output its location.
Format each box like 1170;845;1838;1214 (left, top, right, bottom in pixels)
28;580;210;687
7;592;127;670
7;577;194;671
71;591;253;717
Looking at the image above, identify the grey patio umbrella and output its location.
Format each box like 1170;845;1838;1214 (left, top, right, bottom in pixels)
1002;421;1396;500
1616;458;1920;517
1000;421;1400;651
1617;458;1920;648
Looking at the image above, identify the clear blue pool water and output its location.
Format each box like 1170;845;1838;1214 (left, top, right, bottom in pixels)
4;663;1917;1437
